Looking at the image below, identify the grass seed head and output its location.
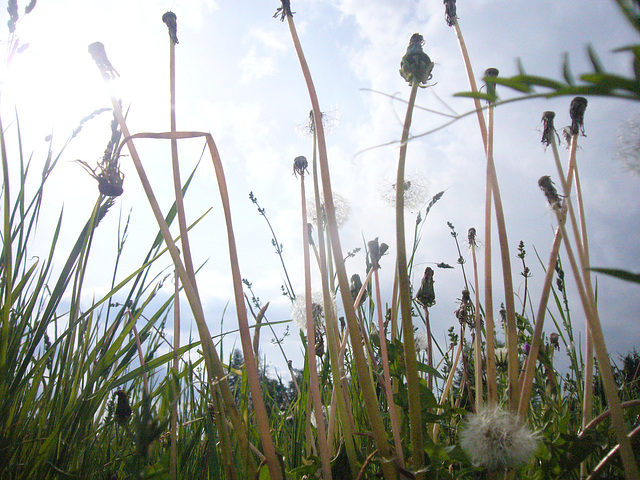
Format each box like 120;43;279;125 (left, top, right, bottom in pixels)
162;11;179;45
569;96;588;135
444;0;457;27
400;33;434;86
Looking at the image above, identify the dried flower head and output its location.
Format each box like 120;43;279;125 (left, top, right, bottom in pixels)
367;237;389;270
468;227;478;248
569;96;588;136
7;0;18;33
415;267;436;308
399;33;434;86
307;192;350;228
76;111;124;197
538;175;561;209
293;155;308;178
88;42;120;80
549;332;560;350
380;175;429;212
273;0;294;21
350;274;365;307
162;11;179;45
297;108;340;138
460;406;539;470
444;0;457;27
541;111;559;147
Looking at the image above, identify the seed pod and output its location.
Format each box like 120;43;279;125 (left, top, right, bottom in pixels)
541;111;557;147
444;0;457;27
569;96;588;136
88;42;120;80
162;11;179;45
399;33;434;86
538;175;561;209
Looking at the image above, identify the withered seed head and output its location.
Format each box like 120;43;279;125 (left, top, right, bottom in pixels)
541;111;557;147
444;0;457;27
88;42;120;80
415;267;436;308
538;175;561;209
468;227;477;247
273;0;294;21
162;11;179;45
569;96;588;136
368;237;388;270
293;155;308;178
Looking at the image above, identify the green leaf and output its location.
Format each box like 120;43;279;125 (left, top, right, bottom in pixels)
587;44;604;73
590;267;640;284
562;53;575;85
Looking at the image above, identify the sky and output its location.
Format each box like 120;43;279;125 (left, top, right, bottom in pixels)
1;0;639;380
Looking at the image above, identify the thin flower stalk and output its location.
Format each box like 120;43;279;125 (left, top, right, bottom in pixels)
486;87;519;412
310;126;358;475
171;267;179;480
469;228;483;410
543;184;639;480
282;9;397;478
298;160;332;480
373;263;405;467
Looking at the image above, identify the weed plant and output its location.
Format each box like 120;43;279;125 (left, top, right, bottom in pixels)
1;1;639;479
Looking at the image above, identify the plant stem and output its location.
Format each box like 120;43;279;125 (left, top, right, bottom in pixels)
285;14;397;479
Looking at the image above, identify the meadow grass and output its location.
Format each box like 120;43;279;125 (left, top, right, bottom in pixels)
1;1;639;479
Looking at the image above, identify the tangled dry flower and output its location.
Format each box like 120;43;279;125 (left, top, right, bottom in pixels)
460;406;539;470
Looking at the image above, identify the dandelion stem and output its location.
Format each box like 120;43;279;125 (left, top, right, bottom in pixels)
284;13;397;479
299;171;332;480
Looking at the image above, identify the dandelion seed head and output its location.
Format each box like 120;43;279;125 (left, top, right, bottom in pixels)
460;406;539;470
380;175;429;212
307;192;350;228
414;330;429;352
291;290;335;331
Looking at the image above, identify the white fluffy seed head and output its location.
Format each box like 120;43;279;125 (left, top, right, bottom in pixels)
459;406;539;470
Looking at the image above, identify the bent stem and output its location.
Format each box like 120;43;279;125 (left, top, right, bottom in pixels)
284;12;397;479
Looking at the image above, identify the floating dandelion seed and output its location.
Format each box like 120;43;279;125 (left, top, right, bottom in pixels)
88;42;119;80
380;175;429;212
569;96;588;136
307;192;350;228
444;0;457;27
162;11;179;45
460;406;539;470
400;33;434;86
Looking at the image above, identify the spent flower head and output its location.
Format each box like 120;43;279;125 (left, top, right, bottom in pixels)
414;329;430;352
162;11;179;45
538;175;561;210
88;42;119;80
399;33;434;86
541;111;559;147
291;290;334;331
307;191;350;228
460;406;539;470
444;0;457;27
380;175;429;212
273;0;294;21
569;96;588;136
